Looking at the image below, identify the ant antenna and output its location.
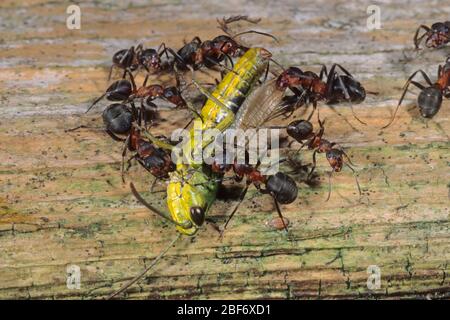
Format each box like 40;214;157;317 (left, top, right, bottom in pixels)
232;30;279;43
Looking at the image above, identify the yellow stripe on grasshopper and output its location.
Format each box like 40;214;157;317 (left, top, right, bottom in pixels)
181;47;272;167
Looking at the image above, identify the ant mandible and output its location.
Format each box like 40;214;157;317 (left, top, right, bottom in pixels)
383;56;450;128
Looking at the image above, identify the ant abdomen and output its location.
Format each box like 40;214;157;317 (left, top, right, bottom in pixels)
286;120;313;142
102;104;133;134
328;75;366;104
106;80;133;101
418;86;442;118
266;172;298;204
112;49;137;70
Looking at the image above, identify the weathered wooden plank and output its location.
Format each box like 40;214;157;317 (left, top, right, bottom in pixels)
0;0;449;299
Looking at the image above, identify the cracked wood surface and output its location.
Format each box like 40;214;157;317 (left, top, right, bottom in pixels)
0;0;449;299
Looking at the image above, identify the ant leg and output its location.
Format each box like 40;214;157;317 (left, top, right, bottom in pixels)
382;70;431;128
166;47;188;68
306;101;318;121
336;74;367;125
411;70;433;86
134;124;174;151
65;125;90;132
121;69;128;80
340;149;357;167
219;184;249;239
143;73;150;87
157;42;170;61
262;61;270;83
188;72;234;129
325;64;366;124
149;177;158;193
185;100;204;122
192;36;202;44
135;43;144;53
328;63;354;78
106;129;126;142
325;170;334;202
125;69;138;91
223;52;234;70
107;65;115;82
307;150;318;180
204;56;236;75
413;25;431;49
344;163;362;199
118;46;135;70
183;117;194;130
85;93;106;113
318;64;328;80
271;194;289;232
121;135;130;183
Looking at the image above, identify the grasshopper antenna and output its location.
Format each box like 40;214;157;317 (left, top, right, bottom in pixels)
106;233;182;299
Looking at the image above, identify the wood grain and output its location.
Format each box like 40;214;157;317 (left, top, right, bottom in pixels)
0;0;449;299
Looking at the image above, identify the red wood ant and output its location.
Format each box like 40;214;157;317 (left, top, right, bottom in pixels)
275;64;367;124
281;118;361;201
167;36;240;72
167;16;277;76
414;21;450;49
86;71;186;113
102;102;175;182
108;43;170;80
211;155;297;235
383;57;450;128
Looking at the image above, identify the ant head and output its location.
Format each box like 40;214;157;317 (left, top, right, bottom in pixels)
211;161;231;173
286;120;313;141
102;104;133;134
418;86;442;118
326;149;343;172
213;35;240;56
318;139;333;153
426;23;450;48
266;172;298;204
106;80;133;101
189;206;206;226
276;67;304;89
139;48;161;71
431;22;449;33
163;86;185;107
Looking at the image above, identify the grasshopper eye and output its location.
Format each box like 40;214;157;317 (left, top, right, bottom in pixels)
190;207;205;226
